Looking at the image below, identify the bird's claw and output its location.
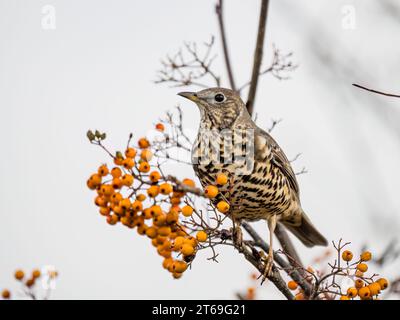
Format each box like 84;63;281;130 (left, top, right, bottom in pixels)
262;254;274;283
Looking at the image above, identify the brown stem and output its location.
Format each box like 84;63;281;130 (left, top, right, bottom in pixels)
246;0;270;114
233;235;294;300
242;222;313;297
352;83;400;98
216;0;236;91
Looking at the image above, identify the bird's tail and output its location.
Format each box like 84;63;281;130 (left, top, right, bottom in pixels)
283;211;328;248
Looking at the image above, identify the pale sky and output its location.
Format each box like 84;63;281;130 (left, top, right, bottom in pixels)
1;0;399;299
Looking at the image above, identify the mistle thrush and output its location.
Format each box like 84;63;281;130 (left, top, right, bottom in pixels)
178;88;328;275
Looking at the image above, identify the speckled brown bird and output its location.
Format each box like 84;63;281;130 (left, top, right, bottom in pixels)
178;88;328;274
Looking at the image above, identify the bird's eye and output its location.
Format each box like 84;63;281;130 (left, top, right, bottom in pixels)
214;93;225;103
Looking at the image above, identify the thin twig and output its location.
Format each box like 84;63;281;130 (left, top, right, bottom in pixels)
352;83;400;98
246;0;270;114
215;0;236;90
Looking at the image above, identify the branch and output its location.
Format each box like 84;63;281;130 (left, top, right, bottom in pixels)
246;0;270;114
242;222;313;297
215;0;236;91
232;234;294;300
352;83;400;98
274;224;305;272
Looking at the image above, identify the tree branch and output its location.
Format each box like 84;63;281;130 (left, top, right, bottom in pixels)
246;0;270;114
215;0;236;91
352;83;400;98
242;222;313;297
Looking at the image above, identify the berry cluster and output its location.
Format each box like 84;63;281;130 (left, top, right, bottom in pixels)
285;246;389;300
339;250;389;300
1;268;58;300
87;125;230;278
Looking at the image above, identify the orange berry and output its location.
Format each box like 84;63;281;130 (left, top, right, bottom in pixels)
113;157;123;166
111;193;123;204
147;185;159;198
217;201;230;213
14;270;24;281
121;174;134;186
196;231;208;242
360;251;372;262
112;178;123;189
184;236;197;247
156;123;165;132
111;167;122;179
159;183;173;195
182;178;195;188
340;295;350;300
342;250;353;262
150;205;162;216
138;137;150;149
173;237;185;251
287;281;298;291
377;278;389;290
88;173;102;188
132;200;143;212
125;147;137;158
166;210;179;224
86;179;97;190
107;215;119;225
294;292;304;300
145;227;158;239
204;185;219;198
368;283;381;296
347;287;358;298
149;171;161;183
358;286;371;299
153;214;167;227
137;224;147;235
181;205;194;217
113;206;124;215
119;198;131;210
1;289;10;299
162;257;173;270
172;272;183;279
172;260;188;273
139;161;150;173
100;184;114;197
170;197;181;205
143;208;152;220
357;263;368;273
26;278;35;287
216;173;228;185
32;269;41;279
136;194;146;202
355;279;364;289
95;196;108;207
99;206;110;216
122;158;135;169
158;226;172;237
98;164;109;177
140;149;153;161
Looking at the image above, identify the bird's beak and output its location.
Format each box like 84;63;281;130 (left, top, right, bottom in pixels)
177;91;199;102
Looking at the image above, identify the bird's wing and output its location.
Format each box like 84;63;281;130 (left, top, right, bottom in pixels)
255;127;300;196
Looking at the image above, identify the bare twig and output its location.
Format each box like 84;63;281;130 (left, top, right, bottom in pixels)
215;0;236;91
246;0;270;114
352;83;400;98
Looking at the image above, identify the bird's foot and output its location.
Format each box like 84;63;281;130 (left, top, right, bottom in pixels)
262;254;274;283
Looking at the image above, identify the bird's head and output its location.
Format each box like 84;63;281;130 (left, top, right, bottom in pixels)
178;88;248;129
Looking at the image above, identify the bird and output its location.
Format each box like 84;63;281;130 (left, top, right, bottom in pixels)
178;87;328;276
